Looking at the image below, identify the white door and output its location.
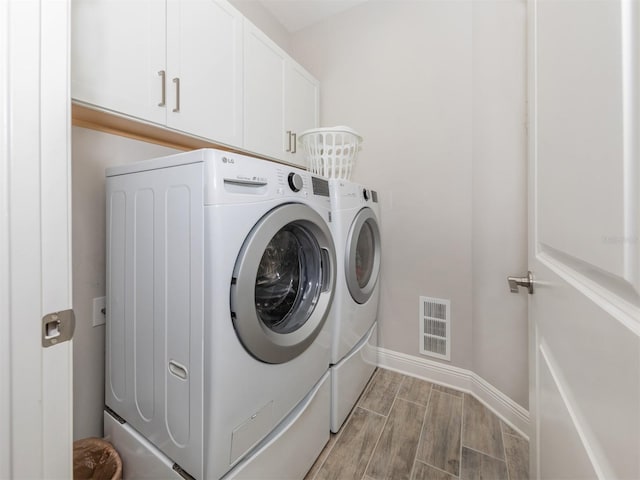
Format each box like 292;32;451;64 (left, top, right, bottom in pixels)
71;0;166;124
284;60;319;167
528;0;639;478
243;19;286;161
166;0;243;145
1;0;73;478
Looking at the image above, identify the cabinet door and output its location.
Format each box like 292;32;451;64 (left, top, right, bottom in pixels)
166;0;243;146
285;61;319;168
71;0;166;124
243;20;286;161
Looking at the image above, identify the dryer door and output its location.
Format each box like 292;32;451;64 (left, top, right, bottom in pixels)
345;207;381;304
231;203;336;364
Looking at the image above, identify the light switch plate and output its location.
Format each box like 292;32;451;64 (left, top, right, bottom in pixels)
93;296;106;327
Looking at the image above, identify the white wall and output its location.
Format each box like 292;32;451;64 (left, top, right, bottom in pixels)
471;1;528;407
72;127;179;439
229;0;292;54
292;0;529;406
292;0;475;370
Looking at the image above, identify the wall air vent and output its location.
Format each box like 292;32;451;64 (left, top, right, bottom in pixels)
419;296;450;361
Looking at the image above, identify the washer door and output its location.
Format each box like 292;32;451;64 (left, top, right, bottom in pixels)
345;207;381;304
231;203;336;364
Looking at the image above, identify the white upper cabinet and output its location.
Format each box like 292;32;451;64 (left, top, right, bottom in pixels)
285;60;319;166
72;0;243;147
72;0;166;124
166;0;243;146
243;21;286;161
72;1;319;163
243;20;319;167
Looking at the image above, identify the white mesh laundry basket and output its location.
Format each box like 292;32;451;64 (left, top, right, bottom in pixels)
299;126;363;180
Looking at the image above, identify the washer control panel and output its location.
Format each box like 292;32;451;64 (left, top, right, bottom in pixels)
288;172;303;192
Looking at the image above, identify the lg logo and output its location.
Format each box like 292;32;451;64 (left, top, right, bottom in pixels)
222;156;235;164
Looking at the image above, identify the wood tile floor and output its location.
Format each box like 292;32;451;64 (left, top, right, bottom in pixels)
305;368;529;480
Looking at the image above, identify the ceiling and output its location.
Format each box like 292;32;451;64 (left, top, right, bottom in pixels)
257;0;368;32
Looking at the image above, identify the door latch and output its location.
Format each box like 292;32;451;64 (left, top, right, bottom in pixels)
507;271;534;294
42;309;75;347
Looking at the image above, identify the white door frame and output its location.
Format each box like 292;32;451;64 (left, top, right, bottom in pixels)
0;0;73;478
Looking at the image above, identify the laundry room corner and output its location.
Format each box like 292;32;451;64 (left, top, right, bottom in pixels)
291;0;528;409
291;0;476;370
470;0;528;408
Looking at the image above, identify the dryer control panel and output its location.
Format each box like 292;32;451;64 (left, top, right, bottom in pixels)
312;176;330;197
361;188;379;203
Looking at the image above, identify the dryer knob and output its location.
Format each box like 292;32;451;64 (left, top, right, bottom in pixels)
363;188;370;201
288;172;303;192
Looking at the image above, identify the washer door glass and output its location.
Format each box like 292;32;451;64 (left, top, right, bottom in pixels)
346;208;381;304
255;224;322;334
355;221;375;288
231;203;336;364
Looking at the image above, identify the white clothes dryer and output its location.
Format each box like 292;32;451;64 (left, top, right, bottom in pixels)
105;149;335;479
328;179;382;432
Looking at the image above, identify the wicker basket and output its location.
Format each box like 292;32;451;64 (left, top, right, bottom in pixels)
73;437;122;480
299;126;362;180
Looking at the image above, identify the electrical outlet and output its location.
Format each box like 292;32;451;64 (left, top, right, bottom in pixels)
93;296;106;327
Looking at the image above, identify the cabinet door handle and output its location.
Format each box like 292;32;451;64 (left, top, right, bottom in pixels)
172;77;180;113
286;130;292;152
291;132;297;154
158;70;166;107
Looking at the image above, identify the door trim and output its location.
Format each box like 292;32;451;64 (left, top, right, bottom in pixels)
538;251;640;336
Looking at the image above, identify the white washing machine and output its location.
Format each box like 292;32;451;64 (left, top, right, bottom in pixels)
104;148;336;479
328;179;382;433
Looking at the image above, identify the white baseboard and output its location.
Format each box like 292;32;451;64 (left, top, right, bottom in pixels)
376;347;530;440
